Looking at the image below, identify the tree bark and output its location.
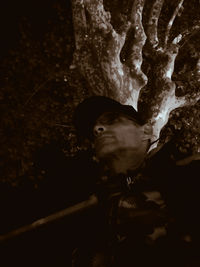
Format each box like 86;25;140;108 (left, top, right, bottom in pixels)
71;0;200;149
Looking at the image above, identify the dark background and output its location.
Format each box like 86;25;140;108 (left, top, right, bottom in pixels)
1;0;200;186
0;0;200;266
0;2;90;264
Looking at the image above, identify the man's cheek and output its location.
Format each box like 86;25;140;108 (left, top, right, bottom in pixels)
95;144;116;158
96;145;106;156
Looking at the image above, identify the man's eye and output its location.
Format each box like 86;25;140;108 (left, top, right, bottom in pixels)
96;112;126;125
99;117;120;124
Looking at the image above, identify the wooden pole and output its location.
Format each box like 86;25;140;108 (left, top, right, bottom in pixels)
0;194;98;243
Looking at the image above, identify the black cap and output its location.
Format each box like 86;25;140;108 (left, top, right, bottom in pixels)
74;96;143;139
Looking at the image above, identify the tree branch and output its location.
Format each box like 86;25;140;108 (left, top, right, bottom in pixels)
144;1;200;149
124;0;148;108
71;0;200;150
173;22;200;47
164;0;184;47
71;0;87;50
146;0;164;48
196;58;200;81
71;0;124;98
128;0;147;71
148;48;200;150
71;0;149;109
84;0;114;38
145;44;180;148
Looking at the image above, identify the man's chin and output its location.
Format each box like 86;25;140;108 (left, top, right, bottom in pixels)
96;147;137;160
96;148;119;161
96;148;145;174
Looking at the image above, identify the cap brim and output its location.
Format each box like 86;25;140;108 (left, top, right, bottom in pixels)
74;96;141;139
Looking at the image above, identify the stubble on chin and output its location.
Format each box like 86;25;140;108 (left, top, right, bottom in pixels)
96;148;145;175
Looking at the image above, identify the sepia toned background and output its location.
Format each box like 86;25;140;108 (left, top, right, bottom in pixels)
0;1;200;265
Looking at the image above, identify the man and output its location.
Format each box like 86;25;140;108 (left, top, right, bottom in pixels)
74;95;153;176
72;96;168;266
1;96;199;266
73;96;200;267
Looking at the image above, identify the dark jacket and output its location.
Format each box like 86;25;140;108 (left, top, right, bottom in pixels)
36;142;200;266
1;142;200;267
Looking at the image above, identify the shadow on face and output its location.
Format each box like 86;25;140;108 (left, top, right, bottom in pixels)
92;112;152;174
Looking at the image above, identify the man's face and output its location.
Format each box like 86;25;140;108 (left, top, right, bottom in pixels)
92;111;151;172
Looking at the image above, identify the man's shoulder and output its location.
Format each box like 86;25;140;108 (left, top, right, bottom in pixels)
145;141;200;182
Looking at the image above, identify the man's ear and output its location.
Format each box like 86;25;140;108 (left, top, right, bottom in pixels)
142;122;153;139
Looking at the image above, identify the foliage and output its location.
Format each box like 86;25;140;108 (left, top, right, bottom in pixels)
0;0;200;190
0;0;89;187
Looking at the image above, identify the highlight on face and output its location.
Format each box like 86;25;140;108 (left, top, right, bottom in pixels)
92;111;152;173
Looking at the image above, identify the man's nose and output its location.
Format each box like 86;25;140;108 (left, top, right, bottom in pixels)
93;124;106;136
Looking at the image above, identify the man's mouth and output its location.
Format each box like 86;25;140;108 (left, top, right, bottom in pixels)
95;135;115;146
